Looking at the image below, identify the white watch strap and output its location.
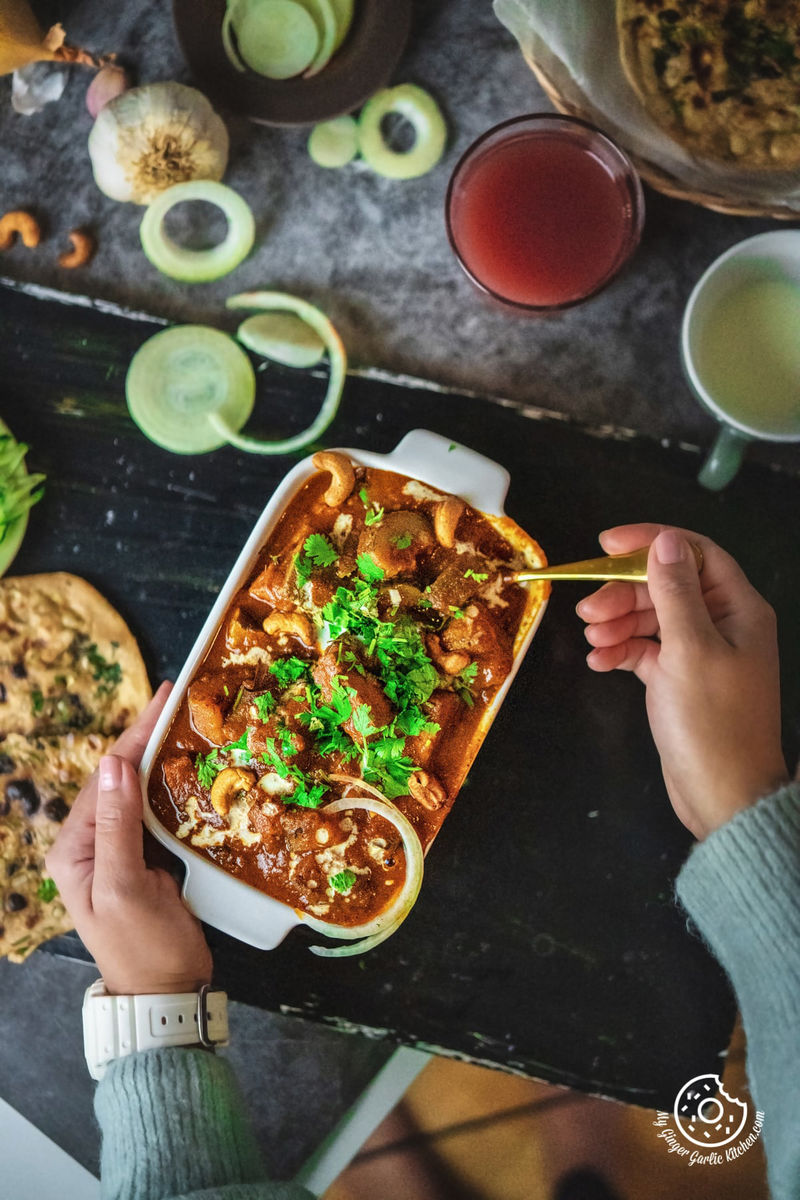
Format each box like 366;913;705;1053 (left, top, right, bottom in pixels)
82;980;229;1081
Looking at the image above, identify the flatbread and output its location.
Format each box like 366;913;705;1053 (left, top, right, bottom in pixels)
0;573;150;737
0;731;114;961
617;0;800;168
0;573;151;961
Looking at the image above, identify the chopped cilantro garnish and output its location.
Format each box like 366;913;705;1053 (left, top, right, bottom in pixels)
330;869;357;893
294;533;337;587
449;606;467;620
270;656;311;689
448;442;457;452
254;692;276;721
454;661;479;708
350;703;377;740
223;685;230;697
393;532;412;549
37;877;58;902
85;642;122;695
304;533;338;567
358;487;369;505
196;729;252;788
356;553;384;583
364;507;384;527
464;568;488;582
31;688;44;715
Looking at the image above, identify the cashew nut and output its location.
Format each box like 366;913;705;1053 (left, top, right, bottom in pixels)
262;610;313;645
58;229;95;269
312;451;355;507
426;634;470;676
408;770;447;811
0;211;41;252
433;497;465;549
209;766;255;816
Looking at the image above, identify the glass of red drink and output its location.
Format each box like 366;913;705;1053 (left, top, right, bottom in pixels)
445;114;645;313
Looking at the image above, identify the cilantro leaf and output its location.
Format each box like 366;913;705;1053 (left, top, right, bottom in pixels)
464;569;488;582
270;657;311;689
254;692;276;721
356;553;384;583
294;553;313;589
37;878;58;903
449;606;467;620
304;533;338;568
330;869;357;893
196;749;222;789
393;532;412;549
364;507;384;527
196;729;252;788
454;661;479;707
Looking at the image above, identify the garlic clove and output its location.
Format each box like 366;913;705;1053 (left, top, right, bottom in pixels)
86;62;129;118
87;81;230;206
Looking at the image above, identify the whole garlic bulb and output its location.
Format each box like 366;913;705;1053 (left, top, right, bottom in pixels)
88;82;229;205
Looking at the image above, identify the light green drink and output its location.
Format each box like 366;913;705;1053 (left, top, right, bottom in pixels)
692;278;800;437
681;231;800;490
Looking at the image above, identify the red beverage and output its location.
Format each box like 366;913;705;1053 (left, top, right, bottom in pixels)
446;116;644;311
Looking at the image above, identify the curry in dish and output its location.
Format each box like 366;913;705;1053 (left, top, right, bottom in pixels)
617;0;800;168
149;453;548;943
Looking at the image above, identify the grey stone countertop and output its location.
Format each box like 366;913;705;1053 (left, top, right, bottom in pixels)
0;0;796;475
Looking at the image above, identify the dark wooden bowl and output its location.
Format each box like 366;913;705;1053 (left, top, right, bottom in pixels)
172;0;413;126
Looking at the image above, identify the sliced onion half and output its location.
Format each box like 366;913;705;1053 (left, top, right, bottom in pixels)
302;776;424;958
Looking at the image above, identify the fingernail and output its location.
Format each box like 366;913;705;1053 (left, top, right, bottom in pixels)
575;600;587;617
99;756;122;792
655;530;686;565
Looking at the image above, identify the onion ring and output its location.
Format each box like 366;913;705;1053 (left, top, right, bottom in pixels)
301;777;424;957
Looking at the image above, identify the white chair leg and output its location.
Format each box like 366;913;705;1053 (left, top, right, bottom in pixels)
293;1046;432;1197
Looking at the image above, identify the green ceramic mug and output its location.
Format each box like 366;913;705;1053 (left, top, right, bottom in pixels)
681;230;800;491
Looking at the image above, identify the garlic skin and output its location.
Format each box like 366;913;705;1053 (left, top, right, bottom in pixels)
86;63;129;119
88;82;229;205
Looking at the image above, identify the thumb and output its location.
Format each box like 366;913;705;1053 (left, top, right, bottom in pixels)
648;530;714;645
93;755;146;898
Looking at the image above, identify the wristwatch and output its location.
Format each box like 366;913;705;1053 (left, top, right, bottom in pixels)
82;980;230;1080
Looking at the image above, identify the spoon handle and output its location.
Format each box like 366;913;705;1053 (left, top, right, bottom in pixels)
511;544;703;584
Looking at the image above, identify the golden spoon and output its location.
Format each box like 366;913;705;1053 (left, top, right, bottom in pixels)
508;543;704;584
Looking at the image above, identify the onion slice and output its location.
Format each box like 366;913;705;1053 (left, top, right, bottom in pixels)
358;84;447;180
301;777;424;958
219;290;346;455
140;181;256;283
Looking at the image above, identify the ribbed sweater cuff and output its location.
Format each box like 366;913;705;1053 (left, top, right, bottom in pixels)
675;782;800;1028
95;1048;267;1200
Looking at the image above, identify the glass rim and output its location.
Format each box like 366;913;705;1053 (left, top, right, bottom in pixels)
444;112;646;314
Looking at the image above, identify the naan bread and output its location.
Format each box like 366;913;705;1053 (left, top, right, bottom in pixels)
617;0;800;168
0;573;151;960
0;731;114;961
0;573;150;737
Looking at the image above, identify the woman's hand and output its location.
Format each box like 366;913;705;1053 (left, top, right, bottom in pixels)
46;682;213;995
577;524;788;839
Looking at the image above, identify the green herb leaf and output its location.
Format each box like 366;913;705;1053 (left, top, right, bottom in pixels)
31;688;44;715
357;553;385;583
196;728;253;788
254;692;276;721
270;657;311;689
294;553;313;589
304;533;338;567
37;877;58;902
85;643;122;695
330;868;357;893
393;532;412;549
364;506;384;527
464;568;488;582
449;606;466;620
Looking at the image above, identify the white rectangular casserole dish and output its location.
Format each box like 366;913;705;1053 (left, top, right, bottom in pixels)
139;428;548;950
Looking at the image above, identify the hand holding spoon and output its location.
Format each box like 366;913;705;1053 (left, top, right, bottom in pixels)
508;544;704;584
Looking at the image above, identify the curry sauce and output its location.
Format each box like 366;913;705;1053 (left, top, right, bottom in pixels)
148;457;547;929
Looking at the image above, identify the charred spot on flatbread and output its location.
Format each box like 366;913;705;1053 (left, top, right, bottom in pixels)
617;0;800;168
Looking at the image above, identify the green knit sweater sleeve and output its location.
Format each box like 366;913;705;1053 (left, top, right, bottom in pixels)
675;782;800;1200
94;1047;314;1200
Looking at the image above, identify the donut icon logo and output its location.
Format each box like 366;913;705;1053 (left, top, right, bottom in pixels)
673;1075;749;1149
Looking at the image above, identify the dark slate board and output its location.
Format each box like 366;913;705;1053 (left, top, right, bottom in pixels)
2;280;798;1110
